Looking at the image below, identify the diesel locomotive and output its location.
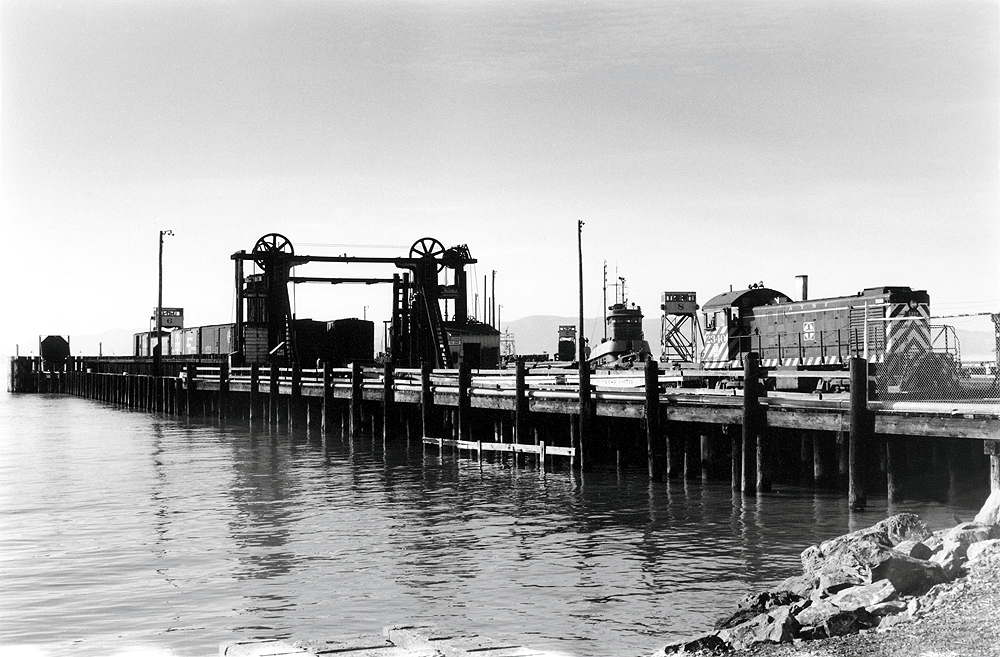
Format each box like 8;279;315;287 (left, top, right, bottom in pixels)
696;284;958;394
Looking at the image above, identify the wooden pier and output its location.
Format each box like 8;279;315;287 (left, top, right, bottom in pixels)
9;354;1000;504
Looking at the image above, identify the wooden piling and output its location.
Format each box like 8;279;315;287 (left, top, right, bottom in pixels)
700;433;713;481
321;363;332;435
814;432;829;487
268;365;279;425
578;361;591;471
219;361;229;422
849;356;871;511
186;366;195;417
420;363;433;438
382;362;395;440
289;364;301;431
350;362;362;436
249;363;260;426
174;376;183;415
515;360;529;444
730;425;742;490
742;353;760;494
644;359;663;481
886;435;902;502
985;441;1000;491
457;361;471;442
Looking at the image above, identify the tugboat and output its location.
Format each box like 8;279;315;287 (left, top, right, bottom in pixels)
588;300;652;368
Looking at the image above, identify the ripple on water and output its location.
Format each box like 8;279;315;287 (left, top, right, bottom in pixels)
0;393;988;657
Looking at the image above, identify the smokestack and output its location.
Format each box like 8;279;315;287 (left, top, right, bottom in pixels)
796;275;809;301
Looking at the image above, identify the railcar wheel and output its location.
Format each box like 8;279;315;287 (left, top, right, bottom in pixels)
253;233;294;271
409;237;446;272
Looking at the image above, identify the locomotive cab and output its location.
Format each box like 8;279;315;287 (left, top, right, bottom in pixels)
700;287;792;369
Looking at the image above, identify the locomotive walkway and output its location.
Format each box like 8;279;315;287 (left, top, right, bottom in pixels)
10;355;1000;507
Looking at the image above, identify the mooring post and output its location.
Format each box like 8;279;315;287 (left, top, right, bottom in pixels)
321;363;332;435
515;359;529;444
645;359;663;481
218;361;229;422
457;361;472;442
382;361;395;440
985;441;1000;492
420;363;433;438
741;353;760;493
849;356;872;510
350;362;363;436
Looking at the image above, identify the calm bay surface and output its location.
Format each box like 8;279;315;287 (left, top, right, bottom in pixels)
0;392;984;657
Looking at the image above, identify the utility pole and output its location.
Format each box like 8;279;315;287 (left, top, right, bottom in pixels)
155;229;174;377
577;220;591;469
603;261;607;340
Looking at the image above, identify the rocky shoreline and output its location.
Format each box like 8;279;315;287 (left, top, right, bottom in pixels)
655;491;1000;656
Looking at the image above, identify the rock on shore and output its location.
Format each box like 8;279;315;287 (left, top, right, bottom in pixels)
653;505;1000;656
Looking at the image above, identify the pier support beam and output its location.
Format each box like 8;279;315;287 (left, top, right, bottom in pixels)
986;441;1000;492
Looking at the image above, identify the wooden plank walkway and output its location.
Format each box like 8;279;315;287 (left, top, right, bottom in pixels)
220;625;548;657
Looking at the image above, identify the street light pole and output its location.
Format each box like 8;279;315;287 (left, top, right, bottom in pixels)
155;230;174;377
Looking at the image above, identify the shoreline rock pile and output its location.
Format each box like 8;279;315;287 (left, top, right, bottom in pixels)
655;493;1000;655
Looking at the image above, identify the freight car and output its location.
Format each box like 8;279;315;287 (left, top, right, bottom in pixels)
134;317;375;366
697;285;960;395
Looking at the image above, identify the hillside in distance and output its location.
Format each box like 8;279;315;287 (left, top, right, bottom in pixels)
501;315;664;358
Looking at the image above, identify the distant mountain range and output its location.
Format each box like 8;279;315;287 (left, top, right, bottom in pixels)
501;315;664;358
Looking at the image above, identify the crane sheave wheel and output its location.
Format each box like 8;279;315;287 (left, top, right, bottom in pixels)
253;233;294;271
410;237;446;272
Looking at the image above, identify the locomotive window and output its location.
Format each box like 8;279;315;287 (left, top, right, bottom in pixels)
706;313;717;331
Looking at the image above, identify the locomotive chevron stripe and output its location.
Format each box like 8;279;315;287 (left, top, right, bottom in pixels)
886;303;931;356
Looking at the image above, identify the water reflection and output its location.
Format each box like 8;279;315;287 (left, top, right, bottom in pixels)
0;395;989;657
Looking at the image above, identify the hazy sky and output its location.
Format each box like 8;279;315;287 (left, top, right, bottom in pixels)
2;0;997;356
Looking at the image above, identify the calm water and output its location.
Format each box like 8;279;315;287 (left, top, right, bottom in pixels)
0;392;985;657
